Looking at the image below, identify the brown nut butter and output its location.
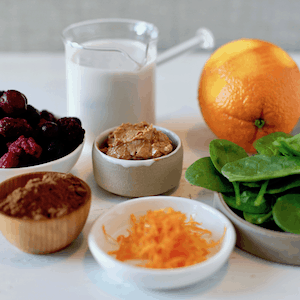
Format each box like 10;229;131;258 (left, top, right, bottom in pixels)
100;122;173;160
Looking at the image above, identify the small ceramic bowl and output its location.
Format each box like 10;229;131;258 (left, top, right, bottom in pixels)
0;171;91;254
88;196;236;290
0;139;85;183
214;192;300;265
92;126;183;197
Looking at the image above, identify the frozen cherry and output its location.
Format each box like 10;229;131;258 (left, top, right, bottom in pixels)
40;110;56;123
42;139;66;162
22;104;41;127
0;136;42;168
0;117;33;139
0;151;19;168
0;135;7;157
40;121;59;139
72;117;82;126
12;136;42;158
0;90;27;117
57;117;85;147
0;88;85;167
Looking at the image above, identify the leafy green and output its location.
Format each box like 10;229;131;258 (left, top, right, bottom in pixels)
222;190;272;214
253;132;292;156
185;157;233;192
254;180;269;206
267;175;300;194
221;155;300;182
273;193;300;234
209;139;248;172
243;211;273;225
242;175;300;194
232;182;241;206
185;131;300;234
273;133;300;157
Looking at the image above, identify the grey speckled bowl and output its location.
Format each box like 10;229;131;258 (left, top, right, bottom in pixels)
92;126;183;197
214;192;300;266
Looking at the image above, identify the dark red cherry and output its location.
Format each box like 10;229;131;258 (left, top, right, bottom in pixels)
40;110;56;122
0;90;27;117
0;117;33;138
23;104;41;127
40;121;59;139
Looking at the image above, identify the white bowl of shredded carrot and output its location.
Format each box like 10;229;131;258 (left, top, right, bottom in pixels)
88;196;236;289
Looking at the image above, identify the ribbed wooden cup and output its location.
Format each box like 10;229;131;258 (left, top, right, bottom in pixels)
0;172;91;254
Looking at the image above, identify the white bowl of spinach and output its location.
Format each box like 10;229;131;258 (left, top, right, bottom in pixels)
186;132;300;265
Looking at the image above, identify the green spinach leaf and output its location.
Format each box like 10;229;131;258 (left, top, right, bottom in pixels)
267;174;300;194
273;193;300;234
242;175;300;194
222;190;271;213
273;133;300;157
209;139;248;173
222;154;300;182
185;157;234;192
243;211;273;225
254;132;292;156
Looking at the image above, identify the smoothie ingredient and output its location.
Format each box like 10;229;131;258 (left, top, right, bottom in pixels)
57;117;85;150
103;207;222;269
198;38;300;153
0;117;33;138
185;132;300;234
209;139;248;173
100;122;173;160
272;194;300;234
222;155;300;182
184;156;234;193
221;191;272;214
0;90;27;117
253;132;292;156
0;173;87;220
0;90;85;168
0;136;42;168
66;39;155;144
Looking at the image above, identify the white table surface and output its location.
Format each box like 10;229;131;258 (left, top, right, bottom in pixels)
1;51;300;300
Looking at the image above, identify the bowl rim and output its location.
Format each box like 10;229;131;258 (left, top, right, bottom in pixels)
93;125;182;165
0;171;92;222
216;192;300;239
0;137;85;172
88;196;236;274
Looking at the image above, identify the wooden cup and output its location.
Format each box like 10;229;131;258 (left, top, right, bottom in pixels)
0;172;91;254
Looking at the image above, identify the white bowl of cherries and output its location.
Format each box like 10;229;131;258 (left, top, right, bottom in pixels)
0;90;85;182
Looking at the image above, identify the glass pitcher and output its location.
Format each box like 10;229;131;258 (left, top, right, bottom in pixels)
62;18;158;144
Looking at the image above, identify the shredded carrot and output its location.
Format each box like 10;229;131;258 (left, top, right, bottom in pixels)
102;207;225;269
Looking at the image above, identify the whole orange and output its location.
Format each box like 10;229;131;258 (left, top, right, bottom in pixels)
198;38;300;153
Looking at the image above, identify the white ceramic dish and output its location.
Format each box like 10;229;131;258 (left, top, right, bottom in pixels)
88;196;236;290
92;126;183;197
0;139;84;183
214;192;300;265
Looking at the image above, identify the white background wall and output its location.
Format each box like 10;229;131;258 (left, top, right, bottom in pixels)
1;0;300;52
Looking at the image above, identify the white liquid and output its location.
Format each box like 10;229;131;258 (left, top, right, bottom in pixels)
66;39;156;144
